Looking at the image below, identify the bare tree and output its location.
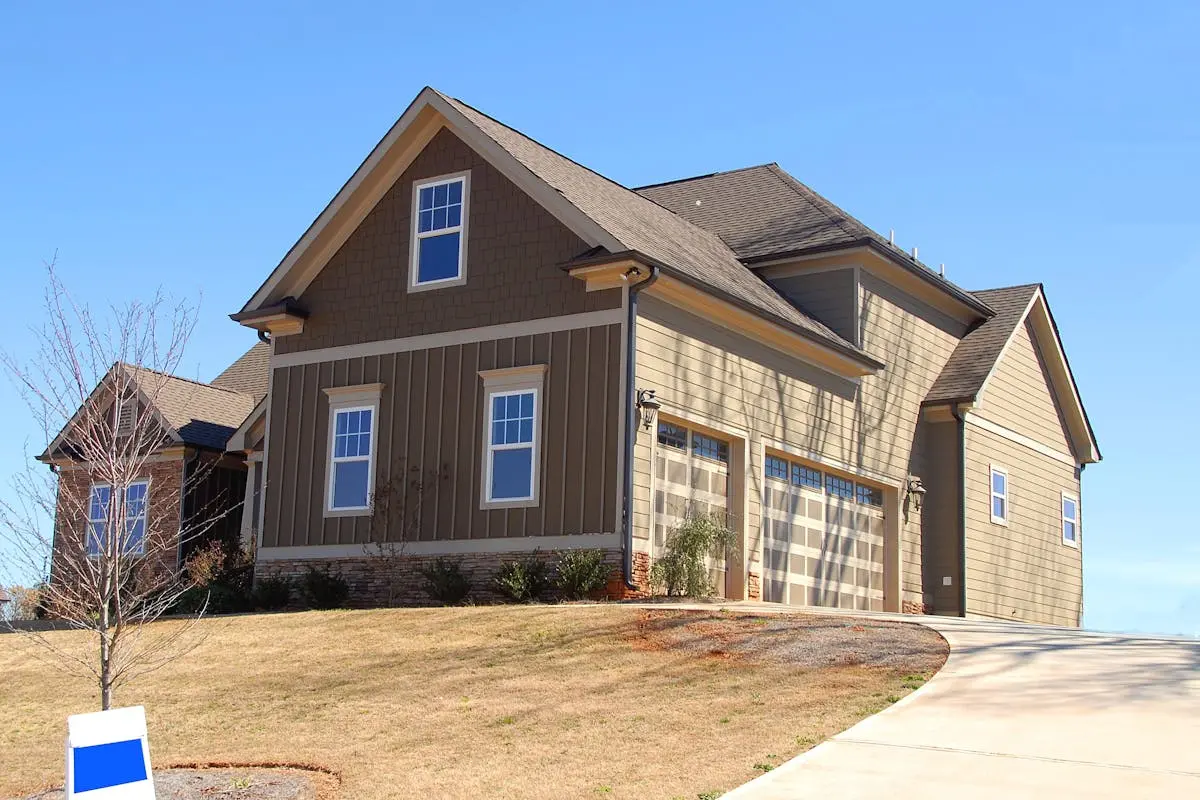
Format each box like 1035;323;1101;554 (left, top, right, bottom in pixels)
0;261;227;709
361;463;445;607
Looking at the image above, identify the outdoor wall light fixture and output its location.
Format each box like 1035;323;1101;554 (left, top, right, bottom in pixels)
621;266;642;281
635;388;660;431
906;477;926;512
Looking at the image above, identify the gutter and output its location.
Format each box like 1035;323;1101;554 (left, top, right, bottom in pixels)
951;403;968;617
621;265;660;589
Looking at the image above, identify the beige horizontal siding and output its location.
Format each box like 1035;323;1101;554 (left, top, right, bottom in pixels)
963;423;1082;626
771;269;858;345
975;320;1073;455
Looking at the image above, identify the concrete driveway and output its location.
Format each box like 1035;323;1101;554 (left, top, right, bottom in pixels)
722;613;1200;799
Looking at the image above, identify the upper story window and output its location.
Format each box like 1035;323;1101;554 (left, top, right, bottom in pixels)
990;466;1009;524
86;481;148;557
410;172;470;291
1062;492;1079;547
479;365;546;509
323;383;384;516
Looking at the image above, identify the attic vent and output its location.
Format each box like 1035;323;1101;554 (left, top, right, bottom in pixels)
115;403;135;436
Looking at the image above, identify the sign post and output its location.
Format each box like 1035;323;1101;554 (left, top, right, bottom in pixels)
66;705;156;799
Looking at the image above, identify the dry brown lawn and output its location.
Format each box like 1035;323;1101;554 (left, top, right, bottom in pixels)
0;606;946;800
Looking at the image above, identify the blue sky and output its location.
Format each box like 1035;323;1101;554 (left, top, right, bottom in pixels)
1;1;1196;634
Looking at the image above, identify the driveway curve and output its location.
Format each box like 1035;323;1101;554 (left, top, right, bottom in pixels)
720;613;1200;799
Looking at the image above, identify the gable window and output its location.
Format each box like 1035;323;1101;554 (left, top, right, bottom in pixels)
479;365;546;509
86;481;148;557
323;384;384;516
1062;492;1080;547
410;172;469;290
990;466;1009;524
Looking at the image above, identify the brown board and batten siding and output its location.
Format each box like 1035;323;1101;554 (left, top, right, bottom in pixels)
274;126;620;358
262;325;622;549
634;267;964;608
972;318;1074;456
963;423;1082;626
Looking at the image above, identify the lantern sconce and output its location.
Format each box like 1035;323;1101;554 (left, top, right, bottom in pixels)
635;388;661;431
906;476;926;514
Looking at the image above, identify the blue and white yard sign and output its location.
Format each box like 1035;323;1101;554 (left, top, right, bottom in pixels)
66;705;155;799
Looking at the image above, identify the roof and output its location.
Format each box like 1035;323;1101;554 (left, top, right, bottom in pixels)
430;92;879;368
126;365;259;451
924;284;1040;405
211;342;270;402
636;164;993;316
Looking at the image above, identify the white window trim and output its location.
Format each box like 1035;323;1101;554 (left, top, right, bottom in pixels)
1061;490;1080;548
87;480;149;557
408;170;471;293
323;384;384;517
990;465;1009;526
479;365;546;510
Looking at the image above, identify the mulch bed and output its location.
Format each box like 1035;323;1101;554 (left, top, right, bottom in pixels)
630;609;948;670
22;766;337;800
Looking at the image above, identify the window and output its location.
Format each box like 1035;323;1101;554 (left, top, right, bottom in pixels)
990;466;1008;524
792;464;822;490
410;173;469;289
86;481;147;557
826;474;854;500
692;432;729;463
1062;493;1079;547
479;365;546;508
856;483;883;507
323;383;383;516
657;421;688;450
765;455;789;481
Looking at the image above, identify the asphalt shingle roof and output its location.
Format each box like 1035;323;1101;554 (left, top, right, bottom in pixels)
211;342;270;402
126;365;258;451
437;92;877;365
924;284;1041;405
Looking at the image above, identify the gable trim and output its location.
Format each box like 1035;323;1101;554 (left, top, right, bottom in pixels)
239;87;622;315
975;288;1100;464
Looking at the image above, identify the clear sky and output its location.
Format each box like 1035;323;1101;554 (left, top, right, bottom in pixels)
1;2;1196;634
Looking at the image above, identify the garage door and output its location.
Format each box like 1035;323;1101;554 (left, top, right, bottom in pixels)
760;454;885;611
653;420;731;597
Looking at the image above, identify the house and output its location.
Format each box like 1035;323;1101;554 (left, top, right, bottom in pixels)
40;345;269;581
47;87;1099;625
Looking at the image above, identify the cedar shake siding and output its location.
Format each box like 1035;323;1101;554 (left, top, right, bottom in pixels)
275;127;620;357
262;324;622;549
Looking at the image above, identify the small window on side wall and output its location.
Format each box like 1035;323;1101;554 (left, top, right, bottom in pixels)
1062;492;1080;547
479;365;546;509
410;172;469;290
323;384;384;516
990;466;1008;524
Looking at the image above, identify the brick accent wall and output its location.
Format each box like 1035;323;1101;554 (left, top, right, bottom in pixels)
902;599;933;615
260;547;637;607
51;459;185;588
747;570;761;601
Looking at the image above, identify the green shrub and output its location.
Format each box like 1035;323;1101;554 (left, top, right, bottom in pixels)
493;551;551;602
650;512;738;598
421;557;472;605
554;549;610;600
300;566;349;609
253;576;292;610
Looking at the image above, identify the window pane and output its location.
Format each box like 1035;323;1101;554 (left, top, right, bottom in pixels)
518;418;533;443
507;394;522;418
419;185;434;210
448;180;462;204
1064;520;1076;541
333;460;370;508
417;232;461;283
432;206;447;230
447;205;461;227
88;521;105;556
765;455;788;480
826;475;853;499
493;395;506;420
1063;497;1077;520
992;470;1006;495
358;432;371;457
793;465;822;490
433;182;448;206
693;432;728;463
519;392;534;418
491;447;533;499
993;496;1006;519
125;517;145;554
657;421;687;450
856;483;883;507
505;420;520;443
359;409;372;433
419;210;433;233
492;420;505;445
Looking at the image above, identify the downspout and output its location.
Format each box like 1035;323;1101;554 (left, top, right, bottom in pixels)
621;265;660;589
951;404;967;617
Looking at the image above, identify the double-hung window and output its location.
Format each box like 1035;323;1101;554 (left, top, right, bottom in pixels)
990;466;1009;524
479;365;546;508
323;384;383;515
1062;492;1080;547
86;481;148;557
410;172;469;290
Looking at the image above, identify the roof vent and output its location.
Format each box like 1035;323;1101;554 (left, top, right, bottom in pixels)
695;200;702;207
889;229;895;244
939;263;946;278
911;246;919;260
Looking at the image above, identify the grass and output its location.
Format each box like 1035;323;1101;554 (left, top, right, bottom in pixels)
0;606;945;799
